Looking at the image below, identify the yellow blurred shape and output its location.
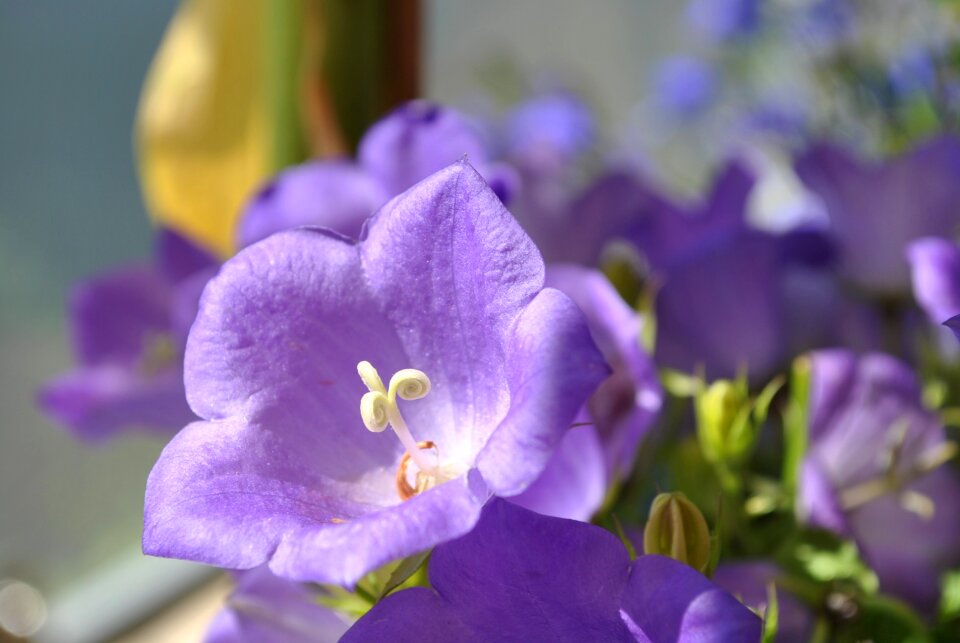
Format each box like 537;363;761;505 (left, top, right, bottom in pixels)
136;0;271;257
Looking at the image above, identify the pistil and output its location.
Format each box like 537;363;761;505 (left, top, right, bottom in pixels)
357;361;437;477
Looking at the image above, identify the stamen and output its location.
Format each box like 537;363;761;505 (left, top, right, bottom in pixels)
396;441;438;500
357;361;434;472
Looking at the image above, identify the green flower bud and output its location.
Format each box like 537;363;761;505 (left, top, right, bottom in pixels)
643;492;711;572
697;379;751;464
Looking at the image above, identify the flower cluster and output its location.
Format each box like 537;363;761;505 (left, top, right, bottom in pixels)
37;1;960;641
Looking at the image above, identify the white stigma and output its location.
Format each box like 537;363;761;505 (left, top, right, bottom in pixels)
357;360;435;473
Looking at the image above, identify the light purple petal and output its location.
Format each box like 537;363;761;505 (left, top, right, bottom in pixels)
849;468;960;616
358;101;488;197
236;161;386;249
806;351;940;489
509;424;607;521
907;236;960;324
797;457;850;535
68;265;173;367
144;415;488;586
344;499;635;642
621;555;762;643
38;364;192;442
547;264;662;478
206;567;351;643
476;287;610;495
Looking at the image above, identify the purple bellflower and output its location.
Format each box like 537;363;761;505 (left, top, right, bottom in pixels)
206;566;351;643
907;237;960;339
38;229;218;441
795;137;960;296
343;499;762;642
512;265;662;521
143;161;608;587
798;350;960;614
237;100;512;249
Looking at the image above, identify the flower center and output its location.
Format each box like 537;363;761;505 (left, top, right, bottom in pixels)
357;361;463;500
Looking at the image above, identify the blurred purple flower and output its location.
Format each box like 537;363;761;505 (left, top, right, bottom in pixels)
343;499;762;642
143;162;608;587
502;90;596;174
791;0;856;50
652;56;720;118
685;0;761;42
237;100;513;249
512;265;662;520
798;350;960;614
795;136;960;295
38;229;217;442
907;237;960;339
629;162;830;379
889;48;937;99
206;567;351;643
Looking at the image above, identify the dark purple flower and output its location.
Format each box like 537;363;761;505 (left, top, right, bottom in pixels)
652;56;720;118
237;100;508;249
907;237;960;338
628;162;813;379
143;162;608;587
512;265;661;521
685;0;761;42
343;499;762;642
206;566;351;643
798;350;960;614
713;562;816;643
795;137;960;295
38;229;217;442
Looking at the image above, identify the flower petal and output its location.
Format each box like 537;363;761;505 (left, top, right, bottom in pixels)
360;161;547;456
38;365;192;441
620;555;762;643
509;424;607;521
144;417;488;586
344;499;635;642
476;287;609;495
69;266;173;367
358;102;489;198
236;161;386;249
795;137;960;293
907;236;960;325
206;566;352;643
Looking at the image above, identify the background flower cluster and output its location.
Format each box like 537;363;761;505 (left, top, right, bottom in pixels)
30;0;960;641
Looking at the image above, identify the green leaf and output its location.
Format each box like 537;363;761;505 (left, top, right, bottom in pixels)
753;374;785;425
793;535;878;595
782;357;812;501
761;582;779;643
378;549;431;600
834;594;930;643
940;568;960;623
610;513;637;561
661;369;703;398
